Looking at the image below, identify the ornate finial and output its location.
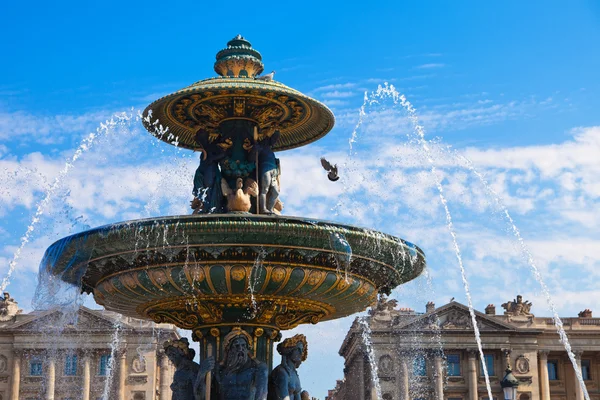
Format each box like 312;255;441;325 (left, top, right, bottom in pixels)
214;35;264;78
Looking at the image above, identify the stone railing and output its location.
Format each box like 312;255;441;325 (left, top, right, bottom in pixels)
578;318;600;326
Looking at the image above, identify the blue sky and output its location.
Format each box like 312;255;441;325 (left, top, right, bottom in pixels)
2;1;600;397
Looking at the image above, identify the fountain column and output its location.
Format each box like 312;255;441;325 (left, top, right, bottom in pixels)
433;354;444;400
399;354;409;400
117;350;127;400
574;351;584;400
82;354;91;400
10;350;21;400
467;350;478;400
539;350;551;400
159;351;172;400
46;357;55;400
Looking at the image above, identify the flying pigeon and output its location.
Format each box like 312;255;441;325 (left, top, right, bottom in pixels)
450;297;455;302
256;71;275;82
320;158;339;182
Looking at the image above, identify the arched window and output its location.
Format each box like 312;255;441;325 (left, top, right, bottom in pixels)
382;394;393;400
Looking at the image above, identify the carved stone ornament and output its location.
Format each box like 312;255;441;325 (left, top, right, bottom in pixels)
0;355;6;373
442;310;474;329
0;292;22;322
501;295;533;316
378;355;394;375
131;355;146;374
515;355;530;374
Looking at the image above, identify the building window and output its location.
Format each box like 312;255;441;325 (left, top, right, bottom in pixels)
548;360;559;380
64;354;77;376
582;360;591;381
480;354;495;376
447;354;461;376
99;354;111;376
29;358;43;376
412;355;426;376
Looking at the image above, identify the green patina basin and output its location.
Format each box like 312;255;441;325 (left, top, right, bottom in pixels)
44;214;425;333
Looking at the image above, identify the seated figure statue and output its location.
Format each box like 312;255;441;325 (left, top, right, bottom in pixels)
164;337;212;400
268;334;311;400
198;327;268;400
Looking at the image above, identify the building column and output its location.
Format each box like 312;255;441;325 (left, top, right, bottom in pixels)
539;350;551;400
117;350;127;400
574;351;584;400
159;351;172;400
46;357;55;400
82;354;91;400
467;350;478;400
433;354;444;400
10;350;21;400
399;355;409;400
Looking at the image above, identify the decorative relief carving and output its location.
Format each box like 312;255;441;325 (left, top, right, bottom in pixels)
378;355;394;376
131;355;146;374
515;355;530;374
0;355;7;373
442;310;475;329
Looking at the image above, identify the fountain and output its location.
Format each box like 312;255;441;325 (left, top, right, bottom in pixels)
41;36;426;398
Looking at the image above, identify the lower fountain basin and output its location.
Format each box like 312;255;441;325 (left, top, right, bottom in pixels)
43;214;425;333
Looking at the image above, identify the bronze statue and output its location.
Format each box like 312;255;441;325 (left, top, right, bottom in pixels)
268;334;310;400
199;327;268;400
250;130;281;214
191;129;226;214
163;338;212;400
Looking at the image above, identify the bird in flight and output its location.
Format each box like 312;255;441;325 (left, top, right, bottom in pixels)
320;158;339;181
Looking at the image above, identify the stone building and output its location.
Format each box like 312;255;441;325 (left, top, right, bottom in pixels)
328;295;600;400
0;293;179;400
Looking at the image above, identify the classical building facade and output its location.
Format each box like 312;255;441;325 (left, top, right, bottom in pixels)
328;296;600;400
0;293;179;400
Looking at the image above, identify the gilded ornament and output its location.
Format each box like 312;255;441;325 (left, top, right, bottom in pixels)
271;267;286;283
337;279;351;290
254;327;264;337
307;271;324;286
210;327;220;337
357;284;369;296
231;266;247;281
185;265;205;282
150;269;168;285
121;273;137;288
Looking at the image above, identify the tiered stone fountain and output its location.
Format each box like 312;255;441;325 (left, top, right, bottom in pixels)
42;36;426;398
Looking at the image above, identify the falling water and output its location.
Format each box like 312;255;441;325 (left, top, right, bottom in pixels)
455;152;592;400
102;320;123;400
363;83;495;399
0;111;137;292
248;247;266;317
357;316;382;399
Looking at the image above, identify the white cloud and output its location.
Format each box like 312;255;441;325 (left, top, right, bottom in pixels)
415;63;446;69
